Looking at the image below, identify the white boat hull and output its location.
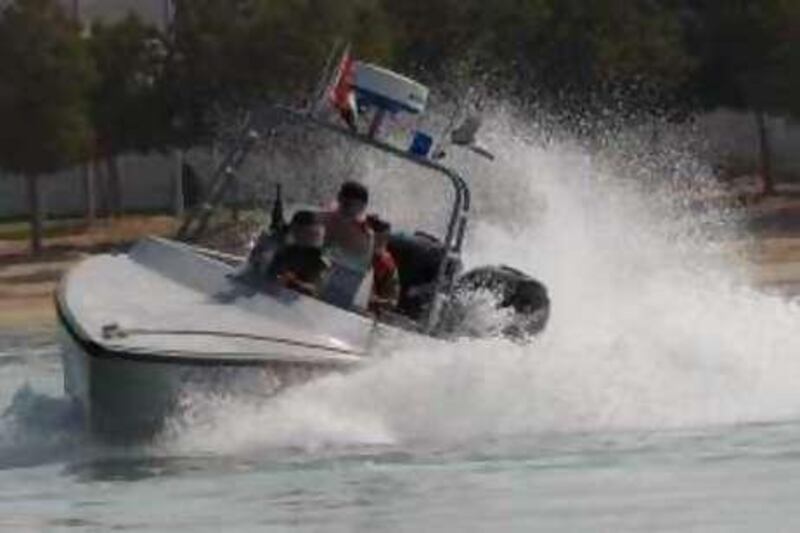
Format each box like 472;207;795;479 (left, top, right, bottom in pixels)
56;237;401;439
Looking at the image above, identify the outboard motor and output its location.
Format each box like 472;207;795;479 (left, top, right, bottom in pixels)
388;232;549;340
450;265;550;340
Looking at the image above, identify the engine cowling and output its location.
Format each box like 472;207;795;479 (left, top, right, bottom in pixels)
387;232;549;340
448;265;550;340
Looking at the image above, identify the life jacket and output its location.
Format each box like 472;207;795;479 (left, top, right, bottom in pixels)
373;250;397;285
371;249;400;304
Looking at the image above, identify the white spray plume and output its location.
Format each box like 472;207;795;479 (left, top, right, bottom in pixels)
160;107;800;456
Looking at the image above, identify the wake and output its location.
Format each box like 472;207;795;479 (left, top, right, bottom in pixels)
159;109;800;456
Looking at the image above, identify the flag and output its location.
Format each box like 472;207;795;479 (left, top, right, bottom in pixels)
329;47;358;130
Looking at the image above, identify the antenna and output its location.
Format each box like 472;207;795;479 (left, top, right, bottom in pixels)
269;183;286;235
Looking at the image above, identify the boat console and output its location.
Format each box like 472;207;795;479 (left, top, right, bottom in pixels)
178;51;549;340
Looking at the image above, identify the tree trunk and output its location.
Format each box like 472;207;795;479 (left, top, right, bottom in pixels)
163;0;174;29
755;110;775;196
105;156;123;217
94;158;109;218
26;174;44;255
173;149;185;219
83;161;96;226
230;174;239;223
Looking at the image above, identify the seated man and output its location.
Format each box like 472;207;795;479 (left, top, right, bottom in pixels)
320;181;373;268
267;210;329;296
366;214;400;312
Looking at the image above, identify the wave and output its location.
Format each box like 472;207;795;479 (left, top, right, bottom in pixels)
158;108;800;456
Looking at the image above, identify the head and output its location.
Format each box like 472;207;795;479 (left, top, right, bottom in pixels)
336;181;369;220
288;210;324;248
366;214;391;253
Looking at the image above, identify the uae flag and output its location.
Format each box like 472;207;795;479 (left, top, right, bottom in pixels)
329;47;358;130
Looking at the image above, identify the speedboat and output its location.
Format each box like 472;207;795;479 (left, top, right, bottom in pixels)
57;58;550;439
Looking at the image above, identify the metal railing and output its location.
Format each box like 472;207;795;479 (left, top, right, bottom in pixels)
178;105;472;332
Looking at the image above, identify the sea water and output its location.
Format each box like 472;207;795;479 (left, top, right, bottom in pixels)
2;111;800;532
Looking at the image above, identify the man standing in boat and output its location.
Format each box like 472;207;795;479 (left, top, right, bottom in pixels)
320;181;374;268
316;181;377;308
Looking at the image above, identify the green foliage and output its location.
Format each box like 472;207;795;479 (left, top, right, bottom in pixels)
89;14;169;155
378;0;694;118
161;0;394;147
0;0;94;175
684;0;800;118
380;0;476;76
3;0;799;166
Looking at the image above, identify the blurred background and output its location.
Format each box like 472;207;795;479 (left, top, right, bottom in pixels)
1;0;799;323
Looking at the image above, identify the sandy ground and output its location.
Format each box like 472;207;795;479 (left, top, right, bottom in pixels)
2;198;800;332
748;239;800;295
0;216;178;332
741;195;800;293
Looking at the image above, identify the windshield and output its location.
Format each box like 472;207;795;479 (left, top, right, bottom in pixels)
190;120;455;254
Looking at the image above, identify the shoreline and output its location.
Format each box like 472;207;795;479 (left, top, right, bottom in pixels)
0;299;56;333
3;209;800;331
0;215;178;332
3;265;799;333
2;243;800;334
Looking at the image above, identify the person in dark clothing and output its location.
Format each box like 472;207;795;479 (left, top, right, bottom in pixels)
366;214;400;312
268;210;329;296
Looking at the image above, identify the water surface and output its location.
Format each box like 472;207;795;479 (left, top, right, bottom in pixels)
4;113;800;532
4;328;800;532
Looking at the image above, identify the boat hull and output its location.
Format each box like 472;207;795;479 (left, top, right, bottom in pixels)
55;237;379;440
58;309;347;439
59;319;181;438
